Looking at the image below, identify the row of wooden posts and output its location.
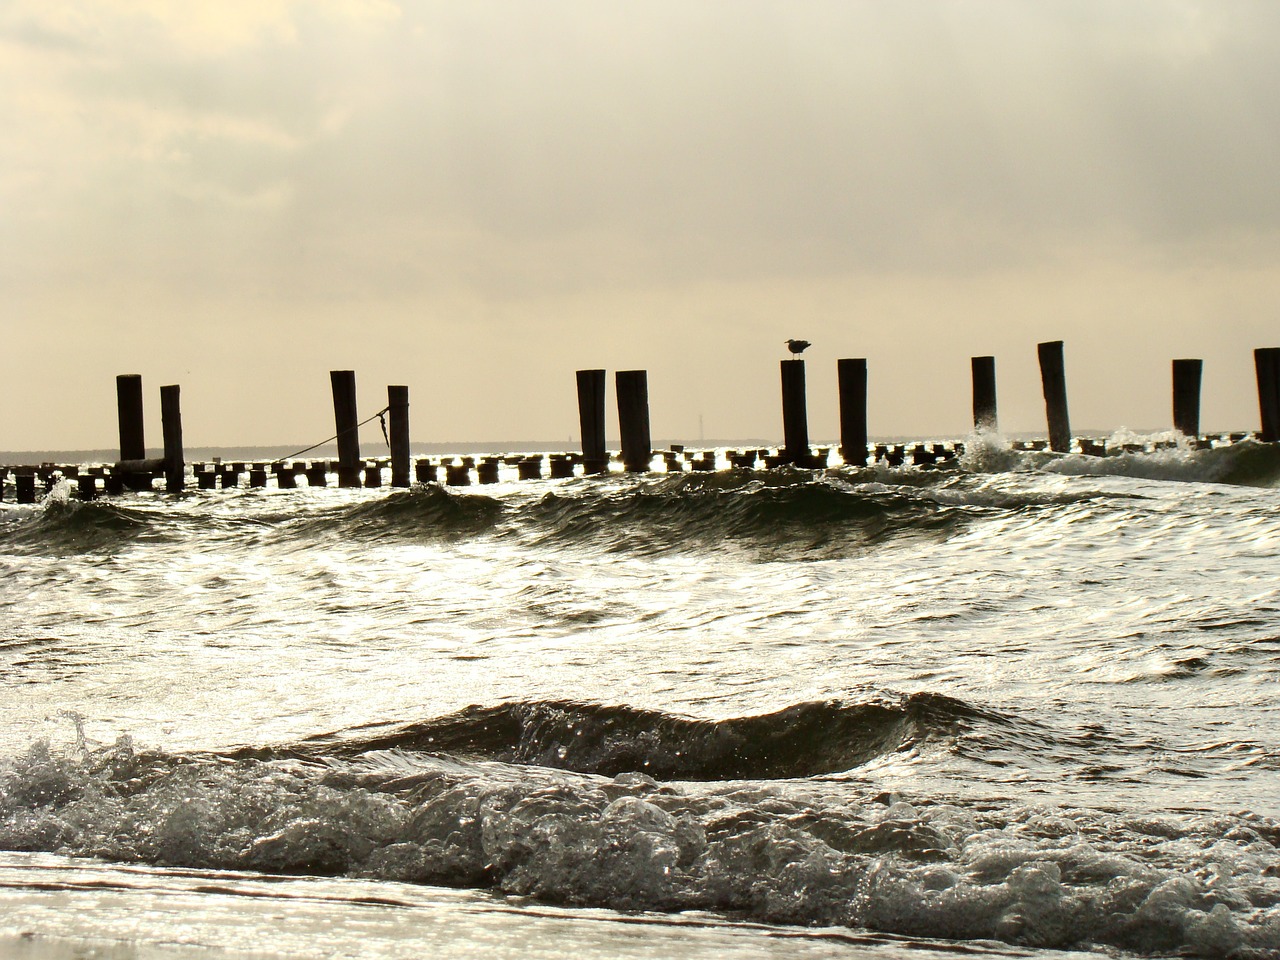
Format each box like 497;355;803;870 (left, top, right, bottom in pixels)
4;341;1280;501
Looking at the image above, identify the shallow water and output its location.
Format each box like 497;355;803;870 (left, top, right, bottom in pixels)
2;437;1279;957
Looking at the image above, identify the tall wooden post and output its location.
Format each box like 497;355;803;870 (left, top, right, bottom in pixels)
971;356;998;433
330;370;361;487
388;385;410;487
160;384;184;493
1037;341;1071;453
1172;359;1202;439
616;370;652;472
1256;348;1280;443
117;374;145;462
837;358;868;466
781;359;809;464
577;369;607;474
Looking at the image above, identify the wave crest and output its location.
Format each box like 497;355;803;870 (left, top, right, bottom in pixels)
295;694;986;780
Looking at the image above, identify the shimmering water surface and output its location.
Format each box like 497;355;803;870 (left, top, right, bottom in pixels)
2;437;1279;958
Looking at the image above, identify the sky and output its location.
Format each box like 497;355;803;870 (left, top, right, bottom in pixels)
3;0;1279;452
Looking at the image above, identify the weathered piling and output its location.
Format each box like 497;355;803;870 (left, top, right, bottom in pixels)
116;374;145;462
780;359;809;464
160;384;184;493
16;474;36;504
114;374;156;491
1172;359;1203;439
1256;348;1280;443
1037;341;1072;453
305;463;327;488
971;356;998;433
837;358;868;466
415;459;437;483
616;370;652;472
576;369;607;474
273;463;297;489
388;385;410;488
330;370;361;488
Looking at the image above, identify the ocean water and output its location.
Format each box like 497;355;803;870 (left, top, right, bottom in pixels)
2;435;1279;959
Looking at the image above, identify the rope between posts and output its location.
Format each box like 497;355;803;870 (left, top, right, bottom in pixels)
282;406;391;462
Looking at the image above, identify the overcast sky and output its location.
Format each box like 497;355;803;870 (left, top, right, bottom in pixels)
3;1;1279;451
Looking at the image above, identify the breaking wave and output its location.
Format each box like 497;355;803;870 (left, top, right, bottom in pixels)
1;731;1277;957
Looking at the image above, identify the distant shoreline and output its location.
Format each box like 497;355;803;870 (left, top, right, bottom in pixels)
0;429;1160;463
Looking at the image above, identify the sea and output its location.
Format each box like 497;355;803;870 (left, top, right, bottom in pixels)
1;433;1278;959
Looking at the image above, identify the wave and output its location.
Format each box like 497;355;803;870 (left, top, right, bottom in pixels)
288;694;990;781
0;498;159;555
1;731;1276;957
963;432;1280;487
511;473;977;559
269;485;505;544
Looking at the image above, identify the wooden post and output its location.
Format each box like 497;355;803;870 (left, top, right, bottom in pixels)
160;384;184;493
616;370;652;472
1172;359;1202;439
116;374;145;462
577;369;607;474
388;385;410;488
330;370;361;488
837;358;868;466
780;359;809;464
1037;341;1072;453
16;474;36;504
971;356;998;433
1255;348;1280;443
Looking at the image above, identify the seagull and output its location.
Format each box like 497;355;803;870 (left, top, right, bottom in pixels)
785;339;811;355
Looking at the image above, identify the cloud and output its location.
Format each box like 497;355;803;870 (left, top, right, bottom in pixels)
3;2;1280;447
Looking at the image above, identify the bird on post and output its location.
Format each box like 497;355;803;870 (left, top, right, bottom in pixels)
785;339;811;356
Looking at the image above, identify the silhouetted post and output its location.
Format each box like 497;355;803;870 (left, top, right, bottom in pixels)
330;370;361;487
274;463;297;489
1256;348;1280;442
160;384;184;493
116;374;145;462
616;370;651;472
837;358;868;466
388;385;410;488
16;474;36;504
1172;359;1202;439
781;359;809;464
1037;341;1071;453
971;356;998;433
577;369;607;474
